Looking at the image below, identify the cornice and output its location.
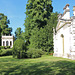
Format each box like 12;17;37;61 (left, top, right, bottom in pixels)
56;22;71;31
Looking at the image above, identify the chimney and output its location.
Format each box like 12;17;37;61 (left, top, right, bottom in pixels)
73;6;75;16
62;4;70;19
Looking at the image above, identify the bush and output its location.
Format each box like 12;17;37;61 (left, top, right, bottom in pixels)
13;39;26;59
5;46;10;49
26;48;44;58
0;49;12;56
0;46;10;49
0;49;2;53
0;46;5;49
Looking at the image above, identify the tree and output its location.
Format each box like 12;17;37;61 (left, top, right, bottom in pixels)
24;0;53;51
13;39;26;59
0;13;12;46
29;12;58;52
15;27;22;39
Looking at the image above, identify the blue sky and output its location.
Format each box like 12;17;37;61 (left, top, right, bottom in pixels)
0;0;75;35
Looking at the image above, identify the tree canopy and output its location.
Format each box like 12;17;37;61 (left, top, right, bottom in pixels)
0;13;12;46
15;27;22;39
24;0;58;52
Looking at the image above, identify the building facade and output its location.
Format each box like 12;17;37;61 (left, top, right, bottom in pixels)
1;35;14;48
53;4;75;60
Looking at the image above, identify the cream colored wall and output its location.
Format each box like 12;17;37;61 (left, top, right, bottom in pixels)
2;35;14;48
54;24;71;57
53;4;75;60
53;21;75;59
62;12;70;19
62;6;70;19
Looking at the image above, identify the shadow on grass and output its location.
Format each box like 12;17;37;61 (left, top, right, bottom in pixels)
0;60;75;75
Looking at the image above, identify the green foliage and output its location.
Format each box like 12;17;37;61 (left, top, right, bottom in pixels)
0;35;1;46
5;46;10;49
7;46;10;48
24;0;58;54
0;13;12;46
15;27;22;39
0;49;1;53
24;0;53;48
27;13;58;52
20;32;25;40
0;49;12;56
13;39;26;59
49;12;58;28
0;46;5;49
26;48;44;58
0;46;10;49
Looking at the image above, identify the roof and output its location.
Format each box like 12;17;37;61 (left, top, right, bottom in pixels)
2;35;14;39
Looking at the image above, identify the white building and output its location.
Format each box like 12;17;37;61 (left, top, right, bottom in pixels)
1;35;14;48
53;4;75;60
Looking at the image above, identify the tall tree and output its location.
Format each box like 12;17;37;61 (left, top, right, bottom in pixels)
24;0;53;50
29;12;58;52
15;27;22;39
0;13;12;46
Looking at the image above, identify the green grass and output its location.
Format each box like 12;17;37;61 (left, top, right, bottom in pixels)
0;55;75;75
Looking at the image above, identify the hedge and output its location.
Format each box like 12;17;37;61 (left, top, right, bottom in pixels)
0;46;10;49
0;49;12;56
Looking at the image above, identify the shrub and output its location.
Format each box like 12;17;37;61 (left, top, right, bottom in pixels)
26;48;44;58
0;49;2;53
0;49;12;56
6;46;10;49
0;46;10;49
0;46;5;49
13;39;26;59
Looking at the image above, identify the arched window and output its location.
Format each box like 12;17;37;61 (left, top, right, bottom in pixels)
6;41;8;46
10;41;12;46
3;41;5;46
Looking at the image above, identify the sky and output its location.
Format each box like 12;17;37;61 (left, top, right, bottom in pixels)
0;0;75;35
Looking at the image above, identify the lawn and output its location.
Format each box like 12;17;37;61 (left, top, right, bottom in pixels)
0;55;75;75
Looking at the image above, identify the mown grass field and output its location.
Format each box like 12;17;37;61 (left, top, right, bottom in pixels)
0;55;75;75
